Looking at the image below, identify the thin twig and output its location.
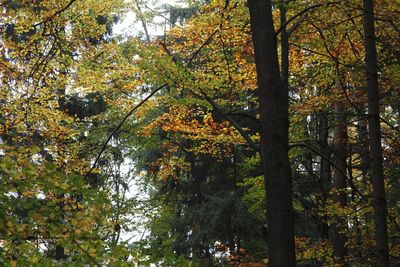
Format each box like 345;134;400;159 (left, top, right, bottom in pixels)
275;1;341;36
187;30;219;67
33;0;77;27
73;239;102;267
289;142;368;204
84;83;168;180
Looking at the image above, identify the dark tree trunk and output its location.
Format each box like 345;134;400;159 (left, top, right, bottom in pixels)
247;1;295;266
331;100;348;263
55;245;66;260
362;0;390;265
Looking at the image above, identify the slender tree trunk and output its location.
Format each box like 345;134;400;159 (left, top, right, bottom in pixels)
133;0;151;42
362;0;389;265
247;1;295;266
331;100;348;263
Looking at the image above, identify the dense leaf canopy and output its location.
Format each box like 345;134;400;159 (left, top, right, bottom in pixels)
0;0;399;266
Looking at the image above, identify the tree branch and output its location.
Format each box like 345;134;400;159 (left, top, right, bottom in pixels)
223;112;259;124
200;90;260;152
275;1;341;36
34;0;77;27
84;83;168;180
289;142;368;204
72;238;102;267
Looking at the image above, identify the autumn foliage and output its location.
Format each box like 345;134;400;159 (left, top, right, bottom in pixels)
0;0;399;266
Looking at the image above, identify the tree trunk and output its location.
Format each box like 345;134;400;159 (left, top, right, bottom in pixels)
331;100;348;263
247;1;295;266
362;0;390;265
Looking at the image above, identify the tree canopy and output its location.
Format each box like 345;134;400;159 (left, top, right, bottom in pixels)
0;0;399;266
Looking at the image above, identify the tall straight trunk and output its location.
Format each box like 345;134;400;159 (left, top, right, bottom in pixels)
331;100;348;263
247;1;295;266
362;0;389;265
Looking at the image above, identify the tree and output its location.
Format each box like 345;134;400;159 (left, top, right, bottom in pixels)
362;0;389;265
0;0;134;265
247;0;295;266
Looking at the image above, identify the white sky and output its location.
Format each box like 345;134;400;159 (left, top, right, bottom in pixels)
113;0;184;37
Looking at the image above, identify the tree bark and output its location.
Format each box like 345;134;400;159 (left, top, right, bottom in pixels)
318;113;331;193
331;100;348;263
247;1;295;266
362;0;390;265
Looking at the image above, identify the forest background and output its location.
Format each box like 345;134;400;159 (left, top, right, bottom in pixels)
0;0;399;266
